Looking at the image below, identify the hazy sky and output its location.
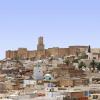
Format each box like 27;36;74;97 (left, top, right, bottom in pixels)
0;0;100;59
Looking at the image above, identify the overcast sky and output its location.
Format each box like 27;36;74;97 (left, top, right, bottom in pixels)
0;0;100;59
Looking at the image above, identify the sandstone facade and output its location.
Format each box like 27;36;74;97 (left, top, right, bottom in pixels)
6;37;88;59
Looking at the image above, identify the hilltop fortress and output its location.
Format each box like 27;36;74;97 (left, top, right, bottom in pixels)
6;36;88;59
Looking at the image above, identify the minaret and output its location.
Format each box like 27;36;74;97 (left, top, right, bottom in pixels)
33;63;44;80
88;45;91;53
37;36;45;51
87;45;92;60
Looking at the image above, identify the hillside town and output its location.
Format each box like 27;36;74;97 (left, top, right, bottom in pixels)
0;37;100;100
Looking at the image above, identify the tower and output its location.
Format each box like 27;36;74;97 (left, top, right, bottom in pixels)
86;45;93;60
88;45;91;53
33;63;44;80
37;36;45;51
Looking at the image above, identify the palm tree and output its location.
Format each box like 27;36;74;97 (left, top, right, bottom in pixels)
90;60;97;72
78;61;86;69
97;62;100;71
72;58;79;63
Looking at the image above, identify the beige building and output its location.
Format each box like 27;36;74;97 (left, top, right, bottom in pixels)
6;37;88;60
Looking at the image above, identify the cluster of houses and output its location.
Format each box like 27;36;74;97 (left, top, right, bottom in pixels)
0;45;100;100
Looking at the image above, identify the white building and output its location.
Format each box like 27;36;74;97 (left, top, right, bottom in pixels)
23;79;36;87
33;63;44;80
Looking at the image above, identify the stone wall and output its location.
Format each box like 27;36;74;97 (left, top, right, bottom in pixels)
6;46;88;59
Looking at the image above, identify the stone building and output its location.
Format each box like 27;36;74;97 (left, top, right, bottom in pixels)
6;36;88;60
37;36;45;51
51;64;88;87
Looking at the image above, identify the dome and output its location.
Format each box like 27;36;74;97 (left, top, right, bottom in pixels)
44;74;54;81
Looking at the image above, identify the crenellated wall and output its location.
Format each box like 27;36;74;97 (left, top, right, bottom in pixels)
6;46;88;59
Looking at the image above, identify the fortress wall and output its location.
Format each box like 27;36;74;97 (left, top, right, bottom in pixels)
45;49;51;57
47;48;59;57
36;50;46;58
17;48;28;59
5;37;89;59
69;47;79;55
6;46;89;59
58;48;70;57
28;50;37;58
69;46;88;48
6;50;18;59
6;50;11;58
69;46;88;55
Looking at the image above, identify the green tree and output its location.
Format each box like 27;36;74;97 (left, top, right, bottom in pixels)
90;60;97;72
78;61;86;69
79;52;88;59
64;59;70;66
72;58;79;63
97;62;100;71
